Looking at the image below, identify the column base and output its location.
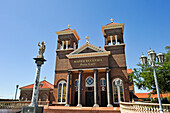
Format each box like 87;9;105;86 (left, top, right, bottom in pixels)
65;104;70;107
22;106;43;113
76;104;82;107
107;104;113;107
93;104;99;107
29;102;38;107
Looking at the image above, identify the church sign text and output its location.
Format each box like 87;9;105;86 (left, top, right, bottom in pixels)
69;57;108;69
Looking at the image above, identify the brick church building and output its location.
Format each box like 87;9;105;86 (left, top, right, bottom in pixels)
19;20;133;107
53;20;131;107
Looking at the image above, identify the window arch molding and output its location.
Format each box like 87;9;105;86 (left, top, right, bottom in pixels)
112;78;125;104
100;78;106;87
75;79;79;91
57;80;67;104
75;79;79;87
56;79;66;86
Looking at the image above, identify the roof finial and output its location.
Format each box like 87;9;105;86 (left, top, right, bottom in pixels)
129;66;130;69
67;24;71;28
86;35;89;43
110;18;114;23
44;76;46;80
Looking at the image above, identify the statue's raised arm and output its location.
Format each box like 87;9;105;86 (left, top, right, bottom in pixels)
37;41;46;58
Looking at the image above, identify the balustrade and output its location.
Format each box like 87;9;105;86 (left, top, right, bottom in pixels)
0;100;49;109
120;102;170;113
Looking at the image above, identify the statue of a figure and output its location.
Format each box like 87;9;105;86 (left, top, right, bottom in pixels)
37;41;46;58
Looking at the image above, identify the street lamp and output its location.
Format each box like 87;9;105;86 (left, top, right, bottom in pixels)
140;49;164;113
15;85;19;100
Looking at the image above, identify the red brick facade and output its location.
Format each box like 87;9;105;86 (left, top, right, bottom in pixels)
53;21;131;107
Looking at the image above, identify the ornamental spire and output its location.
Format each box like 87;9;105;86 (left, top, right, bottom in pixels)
44;76;46;80
110;18;114;23
86;35;89;43
67;24;71;28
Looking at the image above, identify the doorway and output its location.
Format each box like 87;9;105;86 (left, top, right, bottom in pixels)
85;92;94;106
74;92;78;106
101;91;107;107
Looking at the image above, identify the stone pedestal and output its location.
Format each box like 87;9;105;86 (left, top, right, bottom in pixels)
22;106;43;113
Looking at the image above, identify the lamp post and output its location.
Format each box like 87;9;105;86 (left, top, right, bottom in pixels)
15;85;19;100
140;49;164;113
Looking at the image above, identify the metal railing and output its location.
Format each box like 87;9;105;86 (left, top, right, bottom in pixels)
120;102;170;113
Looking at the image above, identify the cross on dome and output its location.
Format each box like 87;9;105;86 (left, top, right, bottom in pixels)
86;35;89;43
110;18;114;23
44;76;46;80
67;24;71;28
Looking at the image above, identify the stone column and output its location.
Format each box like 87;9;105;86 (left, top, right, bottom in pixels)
93;69;99;107
61;41;64;50
65;71;71;106
77;70;82;107
29;58;46;107
66;40;68;49
106;69;113;107
110;35;113;45
115;35;117;45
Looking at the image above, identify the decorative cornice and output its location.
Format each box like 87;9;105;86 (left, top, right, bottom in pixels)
56;29;80;40
101;23;124;37
66;51;110;58
56;48;74;52
104;43;125;47
68;67;108;72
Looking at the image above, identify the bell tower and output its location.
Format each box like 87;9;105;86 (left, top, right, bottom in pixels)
53;25;80;104
56;25;80;51
101;19;130;102
55;25;80;71
102;19;124;46
101;19;127;69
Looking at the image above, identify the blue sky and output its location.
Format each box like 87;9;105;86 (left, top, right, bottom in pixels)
0;0;170;99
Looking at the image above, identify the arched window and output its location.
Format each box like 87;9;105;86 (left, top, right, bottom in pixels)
112;78;124;104
57;80;66;103
75;79;78;91
86;77;94;87
41;93;48;101
75;79;78;87
100;78;106;87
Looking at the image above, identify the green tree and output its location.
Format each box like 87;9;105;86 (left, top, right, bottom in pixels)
130;46;170;94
